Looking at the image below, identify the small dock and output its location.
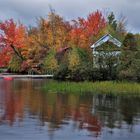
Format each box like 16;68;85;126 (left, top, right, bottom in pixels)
0;74;54;79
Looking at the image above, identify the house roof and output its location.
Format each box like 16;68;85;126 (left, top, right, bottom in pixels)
57;47;70;53
90;34;122;49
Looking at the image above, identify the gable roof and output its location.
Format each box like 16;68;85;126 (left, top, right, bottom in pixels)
90;34;122;49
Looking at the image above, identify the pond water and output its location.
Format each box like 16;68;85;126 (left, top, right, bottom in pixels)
0;79;140;140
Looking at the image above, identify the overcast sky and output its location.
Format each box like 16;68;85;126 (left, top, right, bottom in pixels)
0;0;139;33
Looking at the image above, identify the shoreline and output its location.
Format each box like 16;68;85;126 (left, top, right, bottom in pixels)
0;74;54;79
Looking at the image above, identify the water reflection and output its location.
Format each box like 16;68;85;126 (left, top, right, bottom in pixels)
0;79;140;140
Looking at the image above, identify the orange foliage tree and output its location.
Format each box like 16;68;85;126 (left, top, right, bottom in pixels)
45;12;72;51
24;19;49;72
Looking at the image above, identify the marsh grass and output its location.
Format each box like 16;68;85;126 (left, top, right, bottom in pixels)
43;81;140;95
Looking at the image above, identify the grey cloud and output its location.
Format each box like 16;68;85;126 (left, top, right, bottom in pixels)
0;0;139;32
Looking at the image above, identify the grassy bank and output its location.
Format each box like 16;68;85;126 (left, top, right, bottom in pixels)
43;81;140;95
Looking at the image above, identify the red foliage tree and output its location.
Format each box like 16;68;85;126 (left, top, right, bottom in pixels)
70;10;106;49
0;49;10;67
0;19;27;67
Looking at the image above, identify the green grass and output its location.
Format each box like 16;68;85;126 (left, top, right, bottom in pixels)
43;81;140;96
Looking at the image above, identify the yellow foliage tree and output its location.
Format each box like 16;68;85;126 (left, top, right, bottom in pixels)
68;48;81;71
44;49;58;74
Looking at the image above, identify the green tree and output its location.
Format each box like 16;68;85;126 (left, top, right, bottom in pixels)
94;42;120;80
118;33;140;81
105;12;126;42
67;47;93;81
123;33;137;50
8;54;22;72
108;12;117;31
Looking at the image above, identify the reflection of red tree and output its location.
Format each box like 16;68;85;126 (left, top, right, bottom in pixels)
3;81;24;126
72;106;101;136
5;93;15;125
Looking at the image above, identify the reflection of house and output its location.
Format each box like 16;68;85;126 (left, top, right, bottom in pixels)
90;34;122;67
92;95;122;129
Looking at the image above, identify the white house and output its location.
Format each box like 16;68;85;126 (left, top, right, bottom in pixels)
90;34;122;67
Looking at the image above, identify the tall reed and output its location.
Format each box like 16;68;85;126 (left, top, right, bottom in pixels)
43;81;140;95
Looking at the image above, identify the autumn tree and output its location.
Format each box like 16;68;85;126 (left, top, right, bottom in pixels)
44;49;58;74
0;49;10;67
69;10;106;49
0;19;27;68
26;14;70;73
25;19;49;72
46;10;71;50
68;47;81;71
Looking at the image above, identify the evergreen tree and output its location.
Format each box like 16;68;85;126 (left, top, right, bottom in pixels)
108;12;117;31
